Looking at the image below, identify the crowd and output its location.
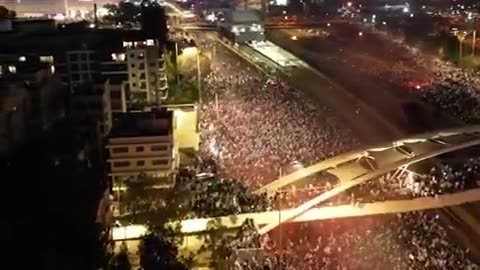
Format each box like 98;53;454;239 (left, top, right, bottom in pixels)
199;60;359;190
177;170;270;218
419;60;480;123
232;211;479;270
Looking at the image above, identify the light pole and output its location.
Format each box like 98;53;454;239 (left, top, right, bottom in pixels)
472;30;477;57
196;50;201;104
175;42;180;88
457;31;467;60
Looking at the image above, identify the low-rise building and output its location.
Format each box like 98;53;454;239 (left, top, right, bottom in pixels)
106;110;177;194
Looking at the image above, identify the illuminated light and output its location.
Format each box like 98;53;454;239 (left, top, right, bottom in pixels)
284;16;288;20
8;65;16;73
372;14;376;18
282;10;287;14
327;23;331;27
183;47;199;56
410;13;414;17
231;25;239;34
50;65;55;74
415;85;421;89
206;13;216;22
347;1;352;7
291;35;298;40
403;7;409;13
112;225;147;240
19;56;26;62
89;23;95;28
382;21;387;25
358;31;363;36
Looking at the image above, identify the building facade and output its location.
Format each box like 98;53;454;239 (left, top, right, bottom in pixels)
70;79;112;138
124;40;169;108
106;110;177;194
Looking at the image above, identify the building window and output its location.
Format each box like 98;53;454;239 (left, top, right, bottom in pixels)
112;147;129;153
130;53;135;58
136;146;144;152
40;56;54;63
151;145;168;151
113;161;130;167
149;62;156;67
139;63;145;70
152;159;168;165
81;63;89;70
140;73;146;80
69;54;78;61
81;54;88;61
131;64;135;68
140;82;147;89
136;160;145;166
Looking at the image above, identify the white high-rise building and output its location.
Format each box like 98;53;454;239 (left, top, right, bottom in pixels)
124;40;168;107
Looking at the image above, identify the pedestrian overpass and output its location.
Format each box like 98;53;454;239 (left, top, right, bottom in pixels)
112;126;480;240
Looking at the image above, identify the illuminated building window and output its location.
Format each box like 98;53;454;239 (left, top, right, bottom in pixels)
40;56;54;63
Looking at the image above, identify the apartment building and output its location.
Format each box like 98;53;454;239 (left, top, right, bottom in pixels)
70;78;112;138
124;40;169;108
106;110;177;191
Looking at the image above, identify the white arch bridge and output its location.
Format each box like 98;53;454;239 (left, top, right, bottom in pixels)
113;126;480;240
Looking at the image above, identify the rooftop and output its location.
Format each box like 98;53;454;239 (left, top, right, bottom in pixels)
110;110;173;138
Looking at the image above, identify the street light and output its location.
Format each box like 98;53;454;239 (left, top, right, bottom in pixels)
457;31;468;60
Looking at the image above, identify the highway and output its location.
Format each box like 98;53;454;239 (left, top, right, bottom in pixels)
254;23;480;260
197;24;480;259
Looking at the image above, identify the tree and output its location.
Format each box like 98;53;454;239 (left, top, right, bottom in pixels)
139;232;189;270
198;218;234;269
103;2;140;24
140;0;168;42
111;250;131;270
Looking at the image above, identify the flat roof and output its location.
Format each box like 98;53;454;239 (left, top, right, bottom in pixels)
110;110;173;138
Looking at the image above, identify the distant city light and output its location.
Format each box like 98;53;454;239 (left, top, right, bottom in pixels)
327;23;331;27
358;31;363;36
347;1;352;7
291;35;298;40
403;7;409;13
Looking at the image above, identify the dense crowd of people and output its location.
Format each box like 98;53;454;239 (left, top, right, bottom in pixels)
199;60;359;190
232;211;479;270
